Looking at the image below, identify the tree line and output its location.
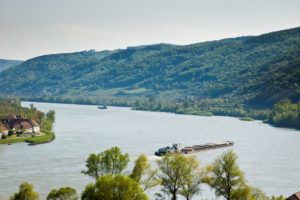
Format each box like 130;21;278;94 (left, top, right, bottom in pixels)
10;147;285;200
133;97;300;130
268;99;300;129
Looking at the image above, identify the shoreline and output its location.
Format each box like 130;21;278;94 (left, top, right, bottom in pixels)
0;130;55;145
22;100;300;131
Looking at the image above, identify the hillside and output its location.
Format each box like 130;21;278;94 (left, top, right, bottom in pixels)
0;59;22;72
0;27;299;109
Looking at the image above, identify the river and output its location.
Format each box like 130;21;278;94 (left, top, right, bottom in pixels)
0;102;299;199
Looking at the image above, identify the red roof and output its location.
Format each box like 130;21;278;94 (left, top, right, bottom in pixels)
3;116;40;131
13;120;33;129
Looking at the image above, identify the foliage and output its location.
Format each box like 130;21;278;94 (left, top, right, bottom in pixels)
130;154;159;191
239;117;255;121
205;150;250;200
82;146;129;179
41;110;56;131
0;98;56;145
10;182;39;200
8;148;287;200
270;196;285;200
157;153;203;200
0;97;44;123
268;99;300;129
248;187;270;200
47;187;78;200
0;59;22;73
0;27;299;111
81;184;96;200
81;174;148;200
247;187;286;200
178;156;204;200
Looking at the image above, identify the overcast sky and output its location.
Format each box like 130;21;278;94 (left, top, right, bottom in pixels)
1;0;300;60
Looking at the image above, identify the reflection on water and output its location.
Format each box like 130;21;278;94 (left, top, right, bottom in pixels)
0;102;299;199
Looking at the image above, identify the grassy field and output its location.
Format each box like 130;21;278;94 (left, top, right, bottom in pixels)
26;129;55;145
0;135;30;144
0;130;55;145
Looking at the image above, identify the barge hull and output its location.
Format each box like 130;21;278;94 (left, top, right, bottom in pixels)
181;141;234;154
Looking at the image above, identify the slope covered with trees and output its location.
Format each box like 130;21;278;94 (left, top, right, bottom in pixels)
0;59;22;72
0;27;299;128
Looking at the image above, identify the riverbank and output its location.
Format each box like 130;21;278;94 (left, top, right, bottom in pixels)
0;130;55;145
0;105;55;145
1;102;300;199
22;98;300;130
133;99;300;130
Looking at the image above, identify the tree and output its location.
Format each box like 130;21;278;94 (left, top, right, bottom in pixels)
81;174;148;200
81;184;96;200
46;110;56;122
178;156;203;200
270;196;285;200
10;182;39;200
82;147;130;179
47;187;78;200
130;154;159;191
205;150;249;200
81;153;102;179
269;99;300;129
248;187;269;200
157;153;202;200
13;97;21;107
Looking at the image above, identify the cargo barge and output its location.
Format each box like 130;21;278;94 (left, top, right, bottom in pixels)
155;141;234;156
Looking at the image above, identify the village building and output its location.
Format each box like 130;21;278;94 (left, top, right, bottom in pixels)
0;123;9;139
287;192;300;200
1;115;40;137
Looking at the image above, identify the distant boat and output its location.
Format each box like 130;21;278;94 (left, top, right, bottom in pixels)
97;105;107;109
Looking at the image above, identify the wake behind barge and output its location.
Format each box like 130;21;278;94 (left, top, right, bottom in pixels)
155;141;234;156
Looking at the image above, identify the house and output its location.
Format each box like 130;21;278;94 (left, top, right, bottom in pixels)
287;192;300;200
1;115;40;135
29;119;40;133
0;123;9;139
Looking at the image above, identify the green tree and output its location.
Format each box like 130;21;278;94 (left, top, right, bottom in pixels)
248;187;269;200
13;97;21;107
81;184;96;200
46;110;56;122
269;99;300;129
81;153;102;179
82;147;129;179
130;154;159;191
205;150;250;200
178;156;203;200
81;174;148;200
270;196;285;200
47;187;78;200
10;182;39;200
157;153;202;200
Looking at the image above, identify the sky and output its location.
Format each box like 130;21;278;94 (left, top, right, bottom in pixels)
0;0;300;60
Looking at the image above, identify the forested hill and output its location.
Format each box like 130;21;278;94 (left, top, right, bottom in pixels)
0;27;299;108
0;59;22;72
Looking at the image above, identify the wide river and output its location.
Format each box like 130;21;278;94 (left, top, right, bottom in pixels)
0;102;299;199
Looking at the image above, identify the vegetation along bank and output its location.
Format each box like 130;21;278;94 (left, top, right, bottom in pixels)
0;97;56;145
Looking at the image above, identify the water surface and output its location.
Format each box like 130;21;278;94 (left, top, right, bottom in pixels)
0;102;299;199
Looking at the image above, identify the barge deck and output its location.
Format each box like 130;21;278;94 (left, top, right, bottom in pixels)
155;141;234;156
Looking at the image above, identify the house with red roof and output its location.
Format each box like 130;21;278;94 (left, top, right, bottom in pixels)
0;123;9;138
1;115;40;136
